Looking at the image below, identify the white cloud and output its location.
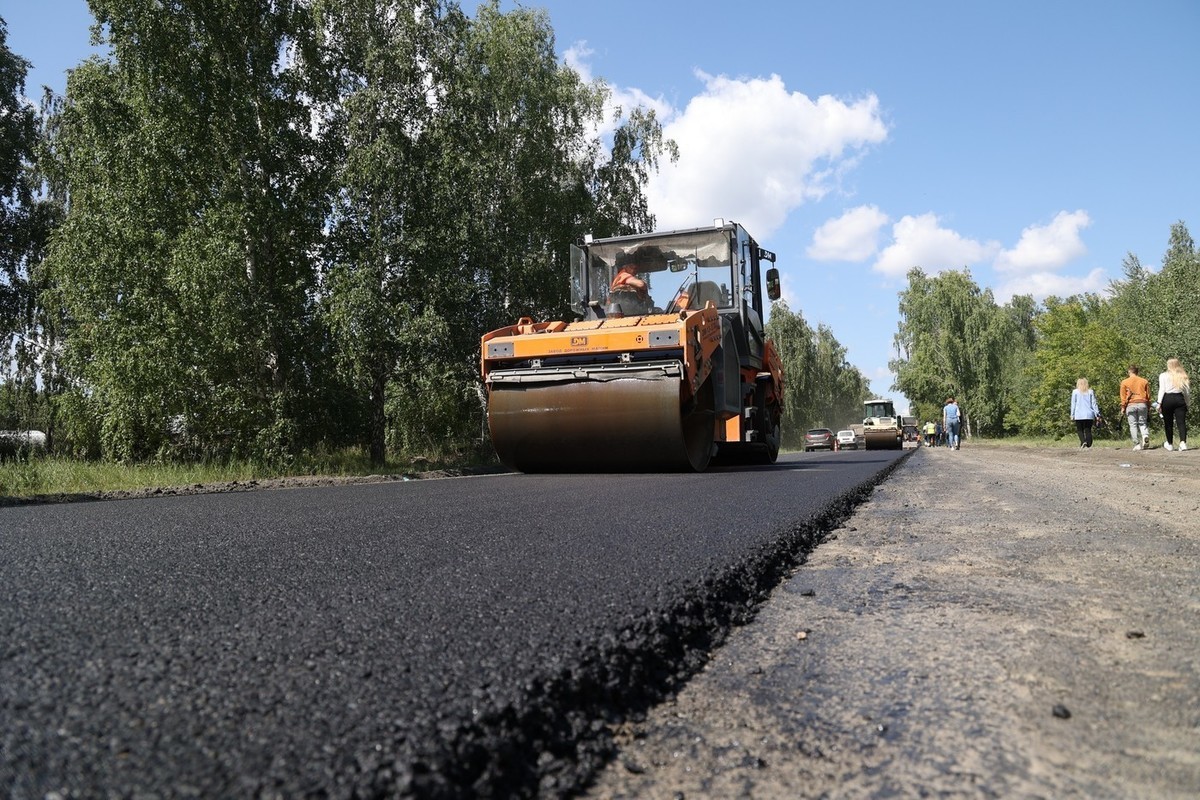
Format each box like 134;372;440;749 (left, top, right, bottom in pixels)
562;42;595;82
642;71;888;238
994;210;1091;274
994;268;1109;303
808;205;890;261
872;213;1000;278
778;272;805;313
868;367;897;388
563;42;674;143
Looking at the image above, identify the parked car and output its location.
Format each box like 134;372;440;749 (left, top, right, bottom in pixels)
836;429;861;450
804;428;836;452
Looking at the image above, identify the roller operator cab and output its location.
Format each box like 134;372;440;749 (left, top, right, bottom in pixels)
481;221;784;472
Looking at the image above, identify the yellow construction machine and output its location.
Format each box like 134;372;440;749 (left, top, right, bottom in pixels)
862;398;904;450
481;221;784;472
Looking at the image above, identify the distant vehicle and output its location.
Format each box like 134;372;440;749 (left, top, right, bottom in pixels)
0;430;47;461
862;398;903;450
836;429;861;450
804;428;836;452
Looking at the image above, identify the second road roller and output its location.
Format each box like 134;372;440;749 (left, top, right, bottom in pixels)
862;398;904;450
481;220;784;472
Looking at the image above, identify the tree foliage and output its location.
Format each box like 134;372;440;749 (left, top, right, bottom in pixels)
893;222;1199;442
40;0;330;461
890;268;1030;435
1017;295;1131;436
1114;222;1200;375
0;18;58;435
766;301;870;446
313;0;674;463
6;2;1196;463
20;1;676;464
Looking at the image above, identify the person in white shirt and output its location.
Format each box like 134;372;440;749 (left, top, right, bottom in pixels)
1156;358;1190;451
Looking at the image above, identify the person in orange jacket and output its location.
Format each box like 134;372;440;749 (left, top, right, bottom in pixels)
609;262;652;315
610;263;647;293
1119;364;1152;450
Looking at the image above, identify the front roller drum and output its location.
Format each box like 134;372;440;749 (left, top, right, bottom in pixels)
488;376;715;472
864;429;903;450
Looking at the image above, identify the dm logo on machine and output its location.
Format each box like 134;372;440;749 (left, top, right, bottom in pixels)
570;336;588;347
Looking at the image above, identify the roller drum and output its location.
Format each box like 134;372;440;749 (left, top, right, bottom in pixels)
488;374;715;472
863;429;903;450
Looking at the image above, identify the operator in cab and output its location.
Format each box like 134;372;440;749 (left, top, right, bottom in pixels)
611;262;647;293
607;255;653;316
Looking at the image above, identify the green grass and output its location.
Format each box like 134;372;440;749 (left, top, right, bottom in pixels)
0;449;490;500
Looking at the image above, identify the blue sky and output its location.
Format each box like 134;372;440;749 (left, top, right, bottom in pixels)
5;0;1200;413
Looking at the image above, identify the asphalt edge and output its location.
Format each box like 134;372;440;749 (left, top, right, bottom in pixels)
415;450;916;798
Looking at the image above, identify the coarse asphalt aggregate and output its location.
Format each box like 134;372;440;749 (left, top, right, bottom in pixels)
1;449;908;798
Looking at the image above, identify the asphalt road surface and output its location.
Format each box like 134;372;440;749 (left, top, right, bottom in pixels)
1;450;907;799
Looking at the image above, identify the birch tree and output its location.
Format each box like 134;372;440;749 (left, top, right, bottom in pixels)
41;0;328;459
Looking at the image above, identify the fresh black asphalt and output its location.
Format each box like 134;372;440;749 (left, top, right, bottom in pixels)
0;450;908;798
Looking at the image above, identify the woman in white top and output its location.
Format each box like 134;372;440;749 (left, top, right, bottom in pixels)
1070;377;1101;449
1157;358;1190;451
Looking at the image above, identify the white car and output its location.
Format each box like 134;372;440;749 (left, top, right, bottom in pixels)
836;429;861;450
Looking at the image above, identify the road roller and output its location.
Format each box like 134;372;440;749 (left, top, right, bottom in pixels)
862;398;904;450
481;221;784;472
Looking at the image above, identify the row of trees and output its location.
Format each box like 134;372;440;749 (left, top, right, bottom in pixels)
7;2;1191;460
0;2;676;464
767;302;872;447
1;4;870;465
891;221;1199;439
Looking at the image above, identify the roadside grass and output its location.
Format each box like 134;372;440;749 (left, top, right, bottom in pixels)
0;448;490;500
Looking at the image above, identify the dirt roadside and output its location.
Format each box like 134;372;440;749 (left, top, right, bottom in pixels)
583;443;1200;799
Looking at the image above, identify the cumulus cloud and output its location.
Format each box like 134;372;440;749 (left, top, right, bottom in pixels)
808;205;890;261
994;268;1109;303
641;71;888;238
872;213;1000;278
994;210;1091;274
560;52;888;240
561;42;594;82
563;42;673;142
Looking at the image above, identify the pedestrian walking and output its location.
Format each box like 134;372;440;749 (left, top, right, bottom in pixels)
943;396;962;450
1119;364;1152;450
1070;377;1101;449
1156;358;1190;451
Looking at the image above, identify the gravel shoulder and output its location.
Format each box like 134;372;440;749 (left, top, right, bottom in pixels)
583;443;1200;799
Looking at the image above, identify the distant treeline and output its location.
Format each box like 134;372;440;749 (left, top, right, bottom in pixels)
766;303;873;447
0;3;875;464
890;221;1200;439
0;1;675;464
6;3;1193;460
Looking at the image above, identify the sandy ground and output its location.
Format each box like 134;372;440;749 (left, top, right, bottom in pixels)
582;442;1200;799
